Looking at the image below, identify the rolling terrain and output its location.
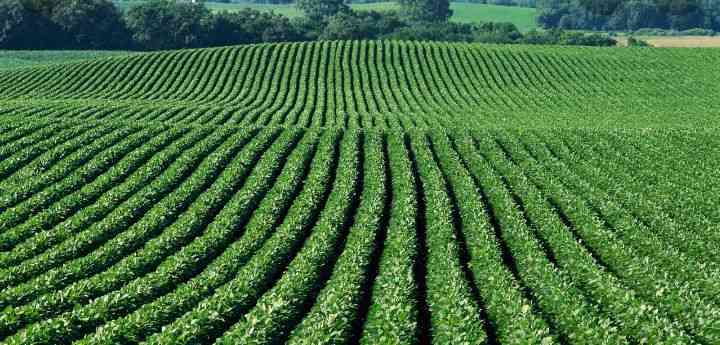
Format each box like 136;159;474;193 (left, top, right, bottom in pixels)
0;41;719;345
1;41;718;128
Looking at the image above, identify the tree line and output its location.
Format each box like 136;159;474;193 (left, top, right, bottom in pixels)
155;0;536;7
538;0;720;31
458;0;536;7
1;0;616;50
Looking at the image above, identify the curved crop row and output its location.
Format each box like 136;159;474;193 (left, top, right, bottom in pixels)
1;39;719;344
3;40;712;130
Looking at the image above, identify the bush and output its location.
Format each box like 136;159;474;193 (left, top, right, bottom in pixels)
519;29;617;46
634;27;715;36
382;22;476;42
521;29;562;45
473;22;523;43
207;9;301;46
560;32;617;46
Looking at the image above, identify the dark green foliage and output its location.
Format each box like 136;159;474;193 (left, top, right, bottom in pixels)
206;9;300;46
473;21;524;42
383;21;477;41
320;10;405;40
383;21;613;45
0;0;34;49
579;0;624;15
0;0;129;49
296;0;349;21
556;31;617;45
50;0;130;49
2;0;624;50
473;0;537;6
610;1;666;30
632;26;716;34
124;0;210;50
399;0;453;22
538;0;720;31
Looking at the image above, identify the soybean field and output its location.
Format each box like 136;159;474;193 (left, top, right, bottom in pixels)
0;40;719;345
0;51;134;71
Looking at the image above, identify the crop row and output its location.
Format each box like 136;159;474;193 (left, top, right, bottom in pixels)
4;40;716;130
0;119;718;344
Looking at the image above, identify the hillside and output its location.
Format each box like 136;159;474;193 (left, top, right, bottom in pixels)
1;41;718;128
0;41;719;345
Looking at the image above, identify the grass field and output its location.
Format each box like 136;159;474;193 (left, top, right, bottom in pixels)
449;2;536;30
0;41;719;344
114;1;539;31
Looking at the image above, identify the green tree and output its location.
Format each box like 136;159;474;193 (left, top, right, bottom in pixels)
125;0;211;50
206;9;299;46
1;0;66;48
50;0;129;49
297;0;349;21
20;0;56;16
399;0;453;22
0;0;27;48
321;10;404;40
579;0;624;15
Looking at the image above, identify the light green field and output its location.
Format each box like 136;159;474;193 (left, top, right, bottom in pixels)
449;3;537;31
2;41;718;345
0;51;134;70
114;1;538;31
